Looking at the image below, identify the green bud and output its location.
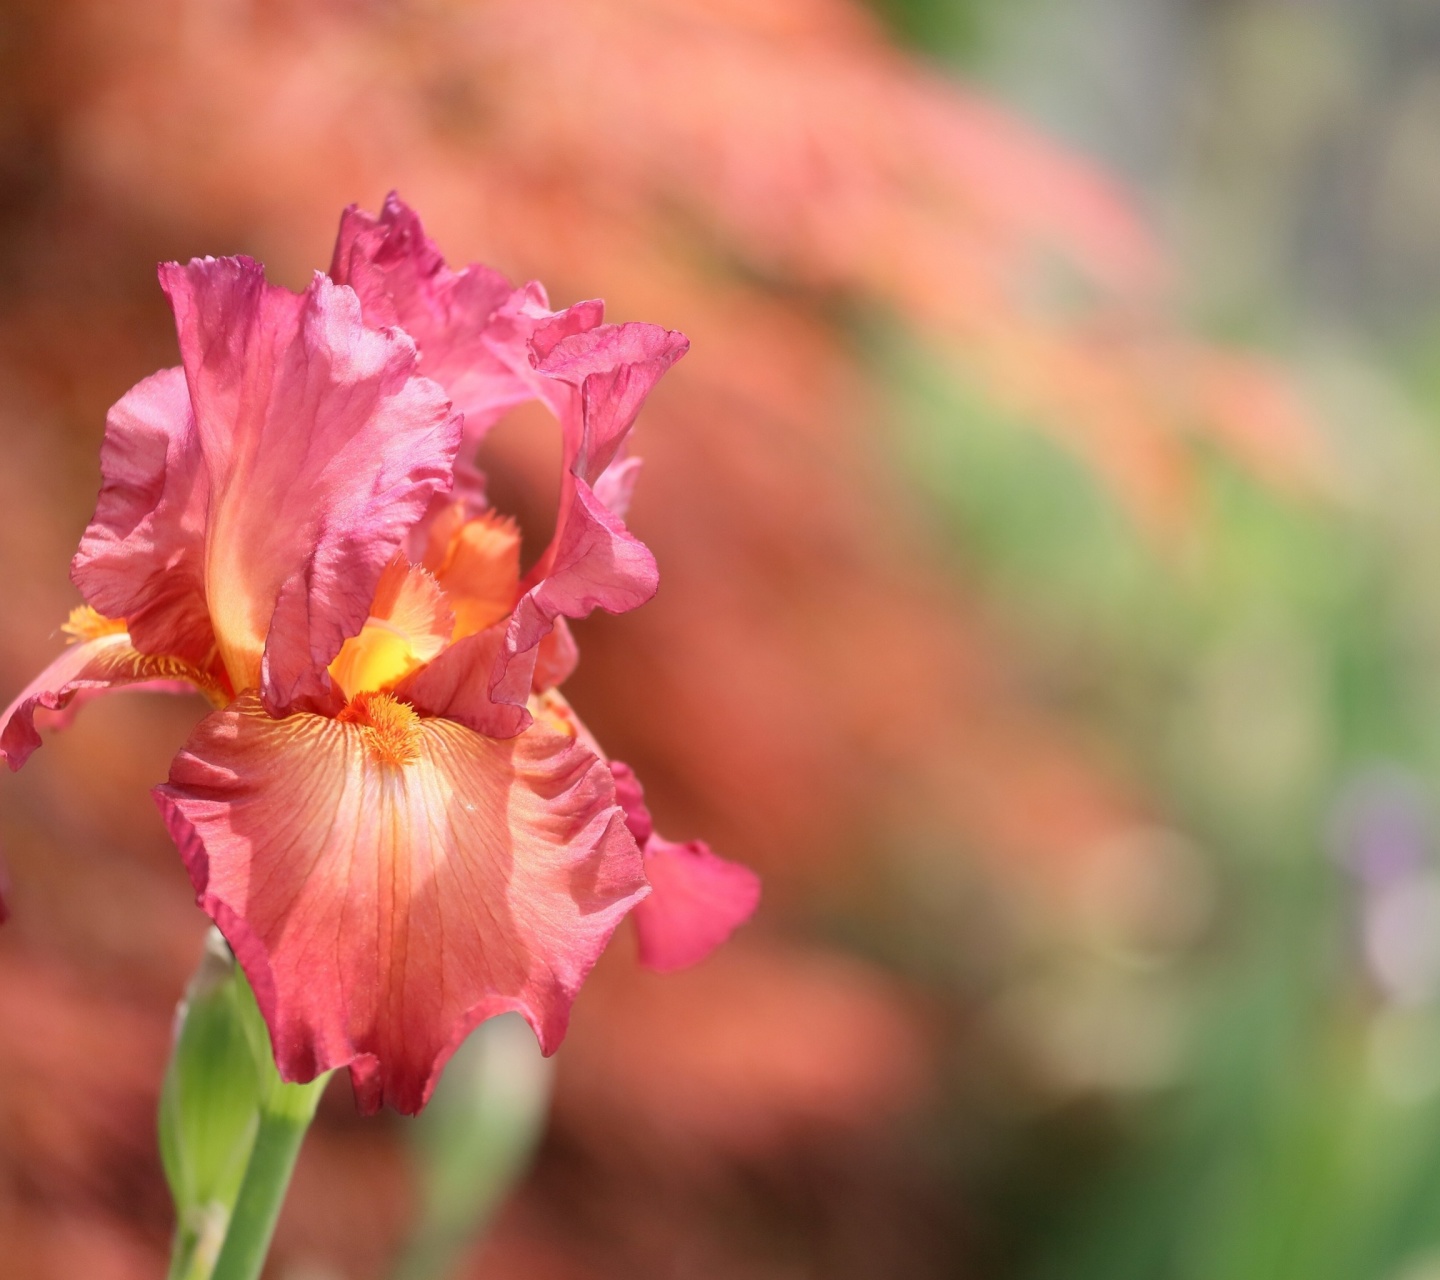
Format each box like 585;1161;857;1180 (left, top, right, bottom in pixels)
159;930;267;1280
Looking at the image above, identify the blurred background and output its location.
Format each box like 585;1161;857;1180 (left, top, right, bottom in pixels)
4;0;1440;1276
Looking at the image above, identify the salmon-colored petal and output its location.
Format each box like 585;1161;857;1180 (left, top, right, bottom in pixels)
70;366;217;674
159;255;460;711
633;837;763;974
428;511;522;641
2;614;223;771
609;761;760;972
154;693;648;1114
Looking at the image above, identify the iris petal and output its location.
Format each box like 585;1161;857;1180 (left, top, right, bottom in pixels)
155;693;648;1115
1;621;224;771
609;761;760;973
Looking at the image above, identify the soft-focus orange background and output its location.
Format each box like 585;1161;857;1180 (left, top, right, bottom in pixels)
4;1;1430;1277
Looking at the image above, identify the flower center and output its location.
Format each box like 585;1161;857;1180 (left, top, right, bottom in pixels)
337;691;424;767
62;605;128;642
419;507;522;641
327;508;523;703
328;559;452;701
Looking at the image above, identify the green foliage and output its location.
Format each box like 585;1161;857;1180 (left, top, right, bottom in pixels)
160;931;327;1280
880;317;1440;1279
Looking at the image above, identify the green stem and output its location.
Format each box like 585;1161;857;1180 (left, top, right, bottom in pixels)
209;1077;327;1280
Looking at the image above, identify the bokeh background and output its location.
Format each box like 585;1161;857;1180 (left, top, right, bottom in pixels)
3;0;1440;1276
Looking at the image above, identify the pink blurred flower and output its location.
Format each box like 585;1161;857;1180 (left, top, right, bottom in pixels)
1;197;758;1113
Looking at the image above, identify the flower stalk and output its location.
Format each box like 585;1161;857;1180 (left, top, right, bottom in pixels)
208;1074;327;1280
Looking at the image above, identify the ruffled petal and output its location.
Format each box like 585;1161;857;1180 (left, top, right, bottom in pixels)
2;615;223;771
70;367;217;673
632;838;763;974
159;256;460;711
507;478;659;647
328;197;685;716
532;616;579;692
609;762;760;973
331;196;570;436
154;693;648;1114
483;322;684;702
529;318;690;486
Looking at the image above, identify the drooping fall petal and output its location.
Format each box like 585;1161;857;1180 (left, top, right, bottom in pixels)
159;255;460;711
609;761;760;972
155;693;648;1114
1;612;223;771
633;837;764;974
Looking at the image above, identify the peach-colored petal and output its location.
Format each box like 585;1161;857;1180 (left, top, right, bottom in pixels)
155;693;648;1114
425;511;522;642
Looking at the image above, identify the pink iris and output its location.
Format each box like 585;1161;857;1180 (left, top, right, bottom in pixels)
0;196;759;1115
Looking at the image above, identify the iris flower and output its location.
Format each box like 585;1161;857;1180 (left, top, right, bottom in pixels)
0;196;759;1114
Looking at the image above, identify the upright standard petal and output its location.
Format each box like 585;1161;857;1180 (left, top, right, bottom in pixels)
1;610;224;771
484;320;686;701
330;196;563;436
609;762;760;973
329;198;687;720
70;367;217;674
156;694;648;1114
159;256;461;711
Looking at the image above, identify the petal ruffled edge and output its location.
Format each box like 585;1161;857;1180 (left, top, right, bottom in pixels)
70;366;219;675
155;694;648;1114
